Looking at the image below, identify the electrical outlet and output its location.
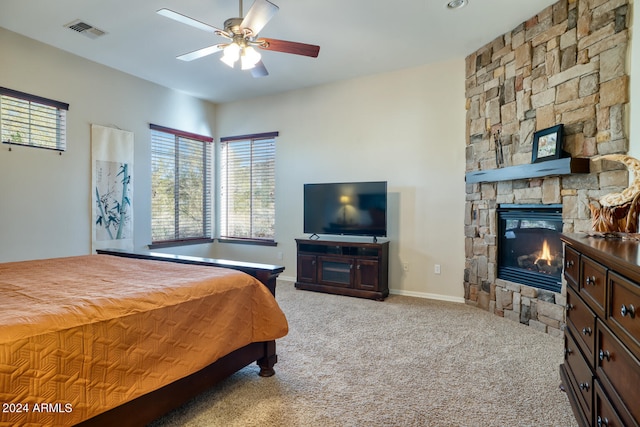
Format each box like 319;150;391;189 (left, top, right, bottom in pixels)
434;264;441;274
403;262;409;271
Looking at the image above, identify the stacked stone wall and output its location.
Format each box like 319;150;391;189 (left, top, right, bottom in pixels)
464;0;631;336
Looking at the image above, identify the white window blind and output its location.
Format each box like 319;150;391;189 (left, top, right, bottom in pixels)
150;124;213;245
220;132;277;242
0;87;68;151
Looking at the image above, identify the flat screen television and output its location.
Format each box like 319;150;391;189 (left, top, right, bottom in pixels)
304;181;387;237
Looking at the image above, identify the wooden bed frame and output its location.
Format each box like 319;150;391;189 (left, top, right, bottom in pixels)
75;249;286;427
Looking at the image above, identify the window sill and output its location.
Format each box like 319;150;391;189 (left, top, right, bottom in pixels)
148;238;214;249
218;238;277;247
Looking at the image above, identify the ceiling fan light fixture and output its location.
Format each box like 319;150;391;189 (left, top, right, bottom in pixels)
220;43;241;67
158;0;320;77
447;0;468;9
240;46;262;70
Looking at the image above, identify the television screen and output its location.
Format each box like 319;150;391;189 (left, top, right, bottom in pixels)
304;181;387;237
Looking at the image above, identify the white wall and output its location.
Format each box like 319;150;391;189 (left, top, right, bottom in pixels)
214;60;467;300
0;28;216;262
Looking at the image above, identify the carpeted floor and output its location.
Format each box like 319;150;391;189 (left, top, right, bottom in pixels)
149;281;578;427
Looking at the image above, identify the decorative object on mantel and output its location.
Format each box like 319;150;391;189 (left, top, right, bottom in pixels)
588;154;640;234
493;129;505;168
531;124;564;163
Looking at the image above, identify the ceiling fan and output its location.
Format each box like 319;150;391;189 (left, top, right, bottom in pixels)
157;0;320;78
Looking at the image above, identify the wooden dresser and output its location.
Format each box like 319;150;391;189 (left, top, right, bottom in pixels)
560;234;640;427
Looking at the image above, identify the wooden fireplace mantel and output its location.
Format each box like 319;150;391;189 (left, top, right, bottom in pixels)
465;157;590;184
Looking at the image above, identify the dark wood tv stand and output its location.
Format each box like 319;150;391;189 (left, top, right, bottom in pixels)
295;238;389;300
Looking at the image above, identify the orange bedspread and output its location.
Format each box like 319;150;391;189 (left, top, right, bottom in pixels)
0;255;288;426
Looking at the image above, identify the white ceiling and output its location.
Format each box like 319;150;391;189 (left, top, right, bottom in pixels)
0;0;557;104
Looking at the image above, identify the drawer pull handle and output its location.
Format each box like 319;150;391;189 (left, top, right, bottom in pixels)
566;303;574;311
582;327;592;336
579;382;590;391
621;304;636;318
585;276;596;286
599;349;611;362
597;416;609;427
565;347;573;357
566;260;574;268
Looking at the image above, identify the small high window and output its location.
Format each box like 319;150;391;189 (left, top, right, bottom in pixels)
0;87;69;152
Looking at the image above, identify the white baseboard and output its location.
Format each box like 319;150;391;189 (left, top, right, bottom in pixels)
389;289;465;304
278;277;465;304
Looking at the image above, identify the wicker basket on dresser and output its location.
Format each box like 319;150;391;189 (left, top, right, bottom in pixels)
560;234;640;427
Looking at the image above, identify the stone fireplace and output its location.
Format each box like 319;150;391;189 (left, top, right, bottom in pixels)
463;0;630;336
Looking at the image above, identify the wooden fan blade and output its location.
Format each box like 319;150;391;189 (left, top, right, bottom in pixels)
241;0;279;35
251;60;269;78
157;8;223;34
177;44;223;61
258;38;320;58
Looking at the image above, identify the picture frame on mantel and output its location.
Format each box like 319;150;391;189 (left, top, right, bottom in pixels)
532;124;564;163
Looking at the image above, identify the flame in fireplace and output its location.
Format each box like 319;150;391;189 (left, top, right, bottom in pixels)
536;239;552;265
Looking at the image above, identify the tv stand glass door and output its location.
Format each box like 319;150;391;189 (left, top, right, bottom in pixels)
318;257;353;288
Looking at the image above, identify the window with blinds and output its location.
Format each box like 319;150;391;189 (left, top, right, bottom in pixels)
0;87;69;151
220;132;277;243
150;124;213;245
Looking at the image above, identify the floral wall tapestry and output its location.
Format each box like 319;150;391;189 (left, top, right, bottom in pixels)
91;124;134;251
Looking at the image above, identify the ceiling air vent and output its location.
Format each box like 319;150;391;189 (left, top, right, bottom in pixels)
64;19;106;39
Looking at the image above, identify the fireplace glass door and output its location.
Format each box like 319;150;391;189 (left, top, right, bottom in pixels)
497;205;563;293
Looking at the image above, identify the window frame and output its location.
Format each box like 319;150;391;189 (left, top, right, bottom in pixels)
219;131;278;246
0;87;69;152
149;123;214;248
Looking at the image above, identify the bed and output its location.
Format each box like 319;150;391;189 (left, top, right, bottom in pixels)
0;249;288;426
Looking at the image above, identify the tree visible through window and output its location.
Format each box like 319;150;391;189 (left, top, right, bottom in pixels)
220;132;277;242
0;87;68;151
150;124;213;245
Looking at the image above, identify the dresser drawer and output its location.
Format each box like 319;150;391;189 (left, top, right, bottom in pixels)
565;329;594;418
594;381;629;427
564;245;580;290
597;320;640;426
581;255;607;317
608;271;640;357
567;287;596;366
